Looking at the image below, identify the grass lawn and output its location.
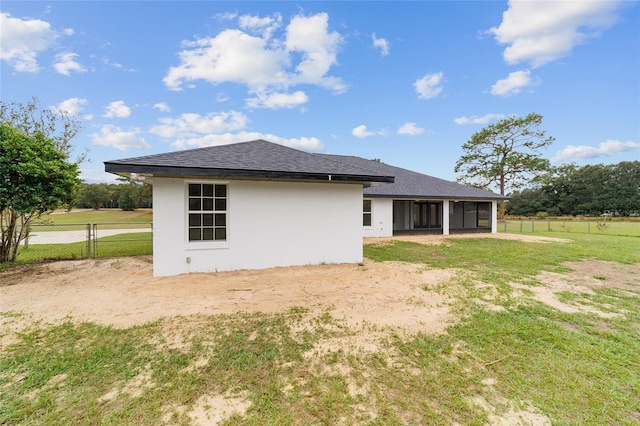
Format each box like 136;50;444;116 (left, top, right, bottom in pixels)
14;233;153;263
502;218;640;237
1;234;639;425
40;208;153;224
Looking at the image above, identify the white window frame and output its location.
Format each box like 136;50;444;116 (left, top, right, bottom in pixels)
363;199;373;228
186;181;229;247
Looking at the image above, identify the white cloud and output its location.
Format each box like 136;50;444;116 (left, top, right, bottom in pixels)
397;122;425;136
490;70;536;96
352;124;387;138
164;28;290;90
91;125;150;151
285;13;345;92
103;101;131;118
53;52;86;76
55;98;87;116
372;33;390;56
454;113;506;125
171;131;323;152
246;90;309;109
238;13;282;39
149;111;248;139
551;140;640;163
153;102;171;113
80;168;120;184
163;12;345;106
414;72;444;99
489;0;623;68
0;12;58;72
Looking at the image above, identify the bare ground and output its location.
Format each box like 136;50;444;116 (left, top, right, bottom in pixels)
0;233;566;336
2;233;638;426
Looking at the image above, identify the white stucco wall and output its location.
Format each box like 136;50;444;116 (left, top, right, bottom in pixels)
363;198;393;237
152;178;364;276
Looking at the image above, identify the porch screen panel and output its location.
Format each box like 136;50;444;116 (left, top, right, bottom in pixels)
430;203;441;227
477;202;491;227
463;202;477;228
450;202;463;228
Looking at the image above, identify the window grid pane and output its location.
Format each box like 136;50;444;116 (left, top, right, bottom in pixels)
188;183;227;241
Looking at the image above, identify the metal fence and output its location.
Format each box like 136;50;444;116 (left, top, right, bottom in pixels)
19;222;153;262
501;219;640;237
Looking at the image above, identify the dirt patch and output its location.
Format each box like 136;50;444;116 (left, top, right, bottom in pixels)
512;261;640;318
0;257;455;346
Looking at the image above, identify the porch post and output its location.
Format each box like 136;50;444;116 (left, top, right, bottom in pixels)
442;200;450;235
491;200;498;233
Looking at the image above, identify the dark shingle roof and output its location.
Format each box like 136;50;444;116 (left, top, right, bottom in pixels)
105;140;394;184
319;154;507;200
105;139;506;200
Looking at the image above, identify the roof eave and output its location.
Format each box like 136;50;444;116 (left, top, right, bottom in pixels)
104;163;394;185
364;194;510;201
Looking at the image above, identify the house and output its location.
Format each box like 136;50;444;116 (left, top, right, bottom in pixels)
319;154;507;237
105;139;506;276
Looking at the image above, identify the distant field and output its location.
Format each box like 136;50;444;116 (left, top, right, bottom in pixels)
40;209;153;224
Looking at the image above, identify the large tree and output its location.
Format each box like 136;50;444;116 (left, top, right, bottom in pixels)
1;124;81;262
454;113;554;217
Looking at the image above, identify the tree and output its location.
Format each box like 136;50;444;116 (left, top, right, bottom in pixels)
0;97;85;162
76;183;112;210
0;124;81;262
454;113;554;217
506;161;640;217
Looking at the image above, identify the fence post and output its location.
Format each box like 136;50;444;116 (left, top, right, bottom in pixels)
519;221;523;233
548;220;551;231
86;224;91;259
93;224;98;258
531;220;534;232
588;221;590;234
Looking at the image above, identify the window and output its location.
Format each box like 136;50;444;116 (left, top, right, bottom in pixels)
363;199;372;227
188;183;227;241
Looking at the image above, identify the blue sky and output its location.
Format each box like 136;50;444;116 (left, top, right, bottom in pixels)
2;1;639;189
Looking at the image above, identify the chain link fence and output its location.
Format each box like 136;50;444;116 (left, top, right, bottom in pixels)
19;222;153;262
501;219;640;237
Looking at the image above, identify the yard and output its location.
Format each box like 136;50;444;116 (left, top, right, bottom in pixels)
1;233;639;425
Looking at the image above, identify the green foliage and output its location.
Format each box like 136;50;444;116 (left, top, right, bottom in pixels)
454;113;554;197
507;161;640;216
76;183;111;210
0;97;83;161
0;124;81;262
75;182;152;210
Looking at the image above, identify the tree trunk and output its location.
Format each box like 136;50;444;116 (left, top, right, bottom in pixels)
499;174;506;219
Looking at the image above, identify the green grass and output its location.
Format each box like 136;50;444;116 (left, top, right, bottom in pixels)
2;234;639;424
14;232;152;263
39;209;153;225
502;218;640;237
365;234;640;285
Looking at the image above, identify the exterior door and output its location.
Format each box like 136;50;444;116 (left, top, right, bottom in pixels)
413;202;442;228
